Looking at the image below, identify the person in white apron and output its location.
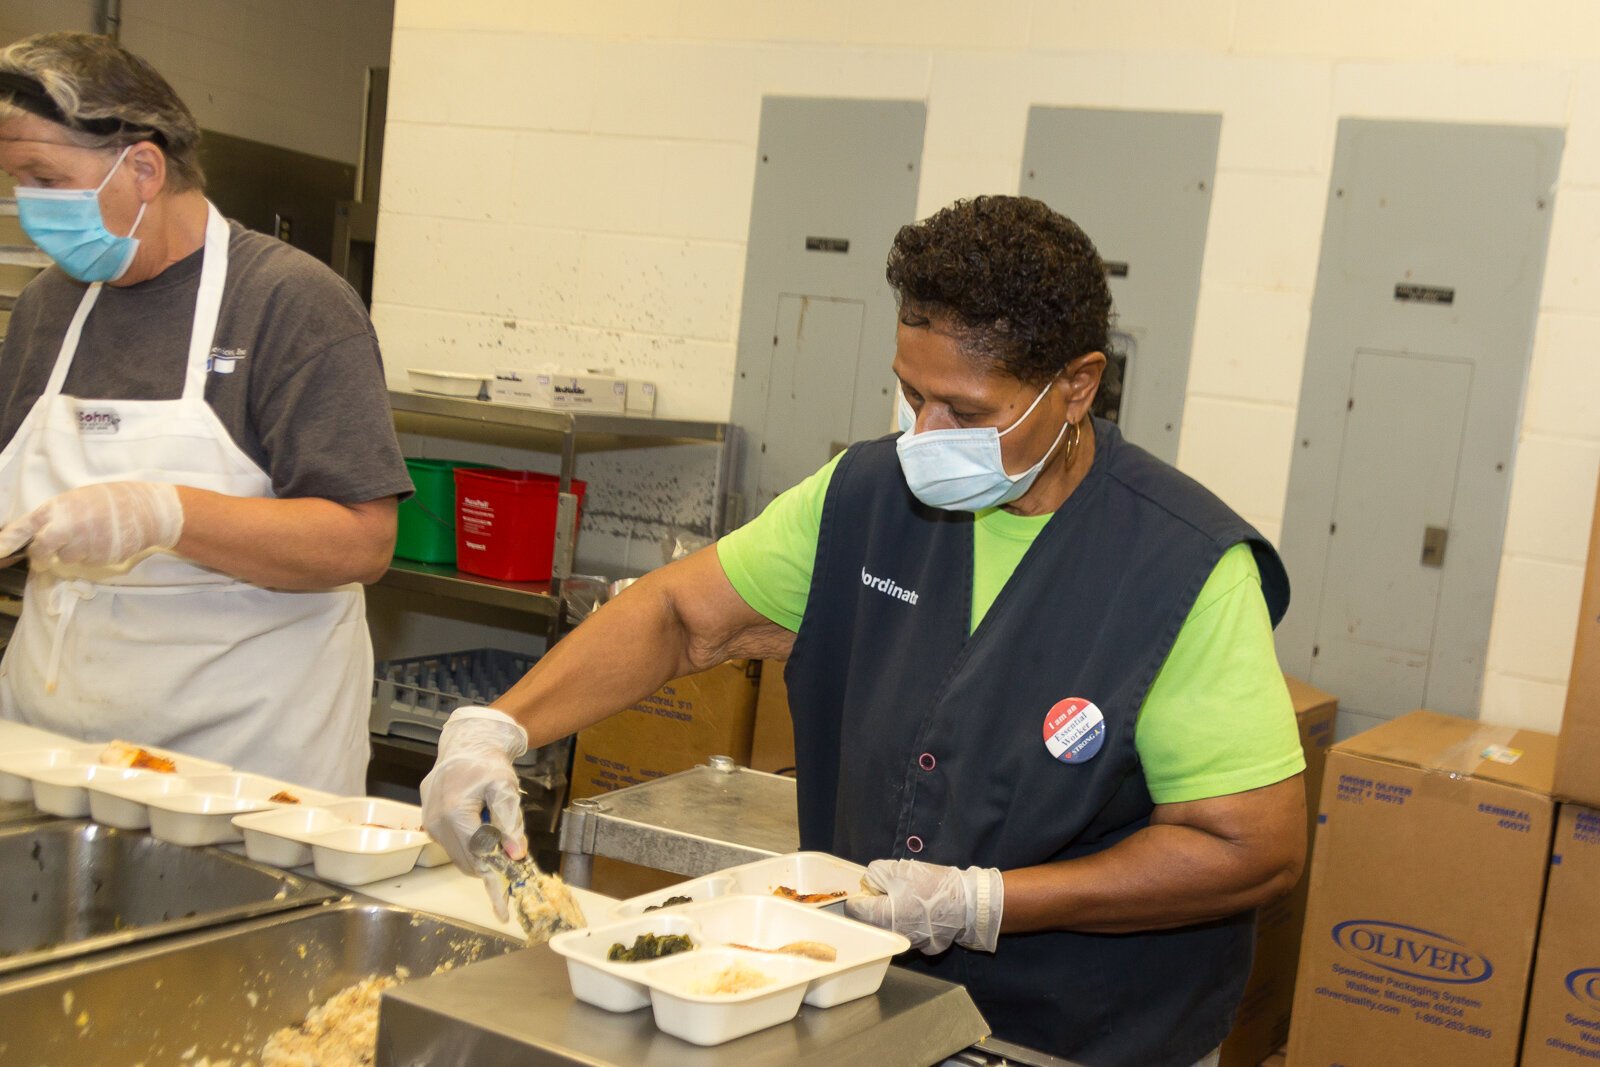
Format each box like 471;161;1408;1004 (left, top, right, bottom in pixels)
0;37;399;794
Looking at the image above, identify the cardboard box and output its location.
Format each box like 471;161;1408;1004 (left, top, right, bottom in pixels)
569;660;760;801
1287;711;1559;1067
749;661;796;775
1556;474;1600;808
1219;676;1339;1067
1521;803;1600;1066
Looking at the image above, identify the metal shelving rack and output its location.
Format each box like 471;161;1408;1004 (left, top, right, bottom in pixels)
368;390;737;864
0;197;46;313
380;389;736;628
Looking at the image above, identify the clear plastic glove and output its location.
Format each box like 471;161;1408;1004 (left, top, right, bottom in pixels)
0;482;183;568
844;858;1004;955
420;706;529;923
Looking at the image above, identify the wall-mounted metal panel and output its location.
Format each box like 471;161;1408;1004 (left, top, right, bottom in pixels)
730;97;926;521
1277;119;1563;739
1021;107;1220;464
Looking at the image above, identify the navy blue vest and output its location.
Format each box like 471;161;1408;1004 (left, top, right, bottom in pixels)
784;419;1289;1067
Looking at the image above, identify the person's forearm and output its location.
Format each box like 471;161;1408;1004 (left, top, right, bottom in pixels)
491;577;707;749
174;487;395;589
1001;822;1302;935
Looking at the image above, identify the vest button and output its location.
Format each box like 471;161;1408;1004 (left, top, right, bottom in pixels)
906;835;924;854
918;752;936;771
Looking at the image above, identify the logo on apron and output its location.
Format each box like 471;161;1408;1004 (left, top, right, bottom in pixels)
76;408;121;434
1042;697;1106;763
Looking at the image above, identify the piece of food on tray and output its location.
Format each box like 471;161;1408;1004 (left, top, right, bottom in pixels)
260;974;399;1067
691;963;773;995
772;885;848;904
607;933;695;962
728;939;837;962
97;740;177;773
269;790;301;804
643;894;694;913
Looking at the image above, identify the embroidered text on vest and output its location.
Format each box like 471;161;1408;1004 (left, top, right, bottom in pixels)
860;567;920;605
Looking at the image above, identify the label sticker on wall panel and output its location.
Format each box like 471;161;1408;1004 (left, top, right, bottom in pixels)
1104;261;1130;278
1394;283;1455;305
805;236;850;253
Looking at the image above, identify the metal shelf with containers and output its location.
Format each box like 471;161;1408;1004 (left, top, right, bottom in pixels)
0;196;49;316
367;388;738;865
379;389;735;621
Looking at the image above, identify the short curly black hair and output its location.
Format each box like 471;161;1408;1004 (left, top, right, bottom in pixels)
885;196;1113;384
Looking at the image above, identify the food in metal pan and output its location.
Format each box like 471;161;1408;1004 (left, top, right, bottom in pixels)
772;885;847;904
729;939;837;961
691;962;774;995
607;932;695;962
98;740;177;773
643;894;694;912
269;790;301;804
259;973;400;1067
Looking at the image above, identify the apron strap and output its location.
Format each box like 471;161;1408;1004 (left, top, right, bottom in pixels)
38;200;230;404
39;284;103;399
43;579;94;694
182;202;231;401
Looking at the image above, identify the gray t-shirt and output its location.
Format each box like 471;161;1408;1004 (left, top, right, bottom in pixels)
0;220;412;505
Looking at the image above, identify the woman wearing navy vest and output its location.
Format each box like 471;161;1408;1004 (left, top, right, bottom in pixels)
423;197;1309;1067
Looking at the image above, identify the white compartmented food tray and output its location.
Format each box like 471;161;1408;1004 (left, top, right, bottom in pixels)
116;773;338;844
231;796;449;884
549;895;909;1046
0;744;102;802
611;851;867;920
408;367;488;398
20;747;230;818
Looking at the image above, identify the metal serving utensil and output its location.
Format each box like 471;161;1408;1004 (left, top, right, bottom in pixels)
468;823;584;942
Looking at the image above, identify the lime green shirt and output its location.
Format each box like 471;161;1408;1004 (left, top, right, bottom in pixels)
718;453;1305;804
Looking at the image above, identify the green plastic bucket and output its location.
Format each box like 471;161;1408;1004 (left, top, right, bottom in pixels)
395;458;493;564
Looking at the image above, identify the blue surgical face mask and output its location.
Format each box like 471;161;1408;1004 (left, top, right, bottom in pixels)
895;380;1075;510
15;146;147;283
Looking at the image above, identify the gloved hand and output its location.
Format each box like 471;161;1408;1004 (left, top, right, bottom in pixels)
420;706;529;923
844;858;1004;955
0;482;183;567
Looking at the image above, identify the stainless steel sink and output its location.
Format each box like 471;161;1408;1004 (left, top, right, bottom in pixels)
0;799;47;827
0;819;337;975
0;900;523;1065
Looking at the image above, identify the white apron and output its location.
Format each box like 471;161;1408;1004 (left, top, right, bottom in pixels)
0;204;370;794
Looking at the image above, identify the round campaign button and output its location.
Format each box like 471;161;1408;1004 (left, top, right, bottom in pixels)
1042;697;1106;764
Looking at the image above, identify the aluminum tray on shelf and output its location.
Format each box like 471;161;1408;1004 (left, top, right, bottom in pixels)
0;820;337;976
0;901;523;1065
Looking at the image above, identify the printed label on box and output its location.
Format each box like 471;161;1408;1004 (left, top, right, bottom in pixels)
1312;918;1499;1041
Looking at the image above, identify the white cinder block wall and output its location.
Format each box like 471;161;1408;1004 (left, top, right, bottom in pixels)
375;0;1600;734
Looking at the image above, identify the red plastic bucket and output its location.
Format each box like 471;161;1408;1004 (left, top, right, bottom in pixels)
454;469;587;582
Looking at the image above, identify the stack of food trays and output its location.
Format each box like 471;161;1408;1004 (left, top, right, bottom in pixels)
0;740;452;886
232;797;450;885
609;852;868;919
549;893;909;1046
0;741;230;818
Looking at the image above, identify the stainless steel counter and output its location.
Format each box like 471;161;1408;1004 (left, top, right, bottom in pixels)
378;940;991;1067
561;761;802;886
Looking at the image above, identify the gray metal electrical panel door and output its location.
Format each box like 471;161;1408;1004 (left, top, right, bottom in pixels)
729;97;926;521
1021;107;1220;465
1277;119;1563;739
